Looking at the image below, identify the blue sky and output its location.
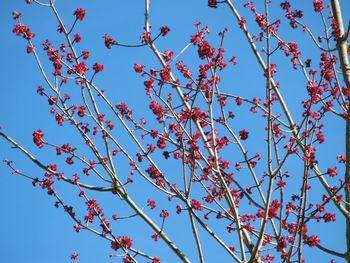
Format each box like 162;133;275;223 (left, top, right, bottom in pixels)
1;1;350;262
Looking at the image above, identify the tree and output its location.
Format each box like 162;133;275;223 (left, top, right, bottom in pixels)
1;0;350;262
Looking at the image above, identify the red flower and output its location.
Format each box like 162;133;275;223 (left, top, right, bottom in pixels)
313;0;323;12
123;256;133;263
146;165;161;179
208;0;217;8
66;157;74;165
103;34;117;49
74;8;86;21
198;41;215;59
150;101;165;122
236;97;243;106
111;236;133;251
55;114;64;126
93;62;104;73
70;252;79;261
162;50;173;62
13;23;35;40
147;199;156;209
191;199;204;211
160;209;169;218
77;106;86;117
327;166;338;177
33;129;44;148
74;34;82;43
105;120;114;130
115;103;133;120
160;65;171;82
229;56;237;65
73;62;89;75
160;26;170;36
277;237;287;251
157;138;166;149
152;233;159;241
81;51;89;60
12;11;22;20
134;63;144;73
140;31;151;44
277;180;286;190
239;17;246;29
239;129;249;140
74;224;81;232
48;96;57;105
304;234;320;247
176;204;182;214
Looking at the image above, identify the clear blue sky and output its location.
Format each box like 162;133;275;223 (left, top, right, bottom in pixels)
1;1;349;262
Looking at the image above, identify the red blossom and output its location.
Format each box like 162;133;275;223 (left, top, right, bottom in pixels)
66;157;74;165
48;96;57;105
239;129;249;140
105;120;114;130
116;103;133;120
103;34;117;49
176;204;182;214
146;165;161;179
144;78;154;96
160;65;172;82
147;199;156;209
208;0;217;8
111;236;133;251
239;17;246;29
229;56;237;65
176;61;192;78
162;50;173;62
134;63;144;73
26;45;34;54
152;257;161;263
70;252;79;262
93;62;104;73
331;18;340;40
77;106;86;117
73;62;89;75
327;166;338;177
236;97;242;105
160;209;169;218
304;234;320;247
277;180;286;190
157;138;167;149
81;51;89;60
191;199;204;211
12;11;22;20
33;129;44;148
197;41;215;59
151;233;159;241
74;8;86;21
277;237;287;251
337;154;346;163
74;34;82;43
13;23;35;40
313;0;323;12
140;31;151;44
74;224;81;232
150;100;165;122
160;26;170;36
